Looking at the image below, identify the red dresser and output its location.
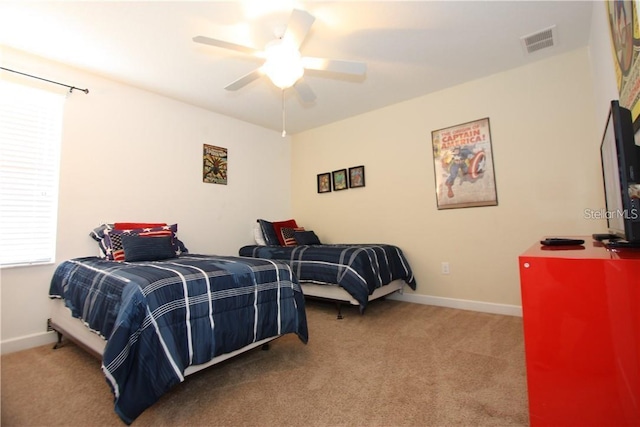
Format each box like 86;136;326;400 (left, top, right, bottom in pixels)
519;239;640;426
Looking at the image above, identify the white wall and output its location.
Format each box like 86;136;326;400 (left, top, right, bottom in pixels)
291;47;603;314
0;47;292;353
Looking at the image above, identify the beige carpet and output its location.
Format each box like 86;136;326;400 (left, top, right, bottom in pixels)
1;299;529;426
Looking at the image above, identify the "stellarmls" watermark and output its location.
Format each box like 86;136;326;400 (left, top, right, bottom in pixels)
584;208;639;220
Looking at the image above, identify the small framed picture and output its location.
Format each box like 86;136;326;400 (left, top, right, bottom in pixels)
332;169;348;191
202;144;228;185
349;165;365;188
317;172;331;193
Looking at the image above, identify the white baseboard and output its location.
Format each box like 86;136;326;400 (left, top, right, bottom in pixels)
388;292;522;317
1;331;58;355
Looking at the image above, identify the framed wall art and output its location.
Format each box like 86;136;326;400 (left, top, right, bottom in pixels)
431;117;497;209
349;165;365;188
203;144;227;185
606;0;640;120
317;172;331;193
332;169;348;191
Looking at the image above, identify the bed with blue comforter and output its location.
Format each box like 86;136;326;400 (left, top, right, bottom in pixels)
238;244;416;310
49;254;308;424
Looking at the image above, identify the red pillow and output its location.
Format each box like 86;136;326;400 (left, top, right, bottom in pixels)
114;222;167;230
271;219;298;245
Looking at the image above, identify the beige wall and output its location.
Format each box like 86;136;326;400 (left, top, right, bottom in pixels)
0;47;291;353
291;48;603;311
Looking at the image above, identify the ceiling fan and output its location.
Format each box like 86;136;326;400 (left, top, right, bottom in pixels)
193;9;367;104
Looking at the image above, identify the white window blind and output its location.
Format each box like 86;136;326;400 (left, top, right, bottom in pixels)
0;79;65;267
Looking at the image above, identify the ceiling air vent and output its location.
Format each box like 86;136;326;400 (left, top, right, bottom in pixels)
521;25;557;54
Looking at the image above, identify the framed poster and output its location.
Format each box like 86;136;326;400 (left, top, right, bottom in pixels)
348;165;365;188
607;0;640;120
317;172;331;193
203;144;227;185
332;169;348;191
431;118;497;209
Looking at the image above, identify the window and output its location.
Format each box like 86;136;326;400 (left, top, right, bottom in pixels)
0;79;65;267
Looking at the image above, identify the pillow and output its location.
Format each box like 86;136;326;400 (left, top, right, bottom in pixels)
281;227;305;247
121;235;176;262
90;223;113;242
257;219;280;246
294;230;321;245
114;222;167;230
254;222;267;246
175;237;189;255
271;219;298;246
103;224;180;261
90;224;115;257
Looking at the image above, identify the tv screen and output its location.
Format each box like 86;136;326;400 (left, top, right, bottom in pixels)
600;100;640;244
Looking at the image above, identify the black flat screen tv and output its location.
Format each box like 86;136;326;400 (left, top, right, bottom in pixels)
600;100;640;246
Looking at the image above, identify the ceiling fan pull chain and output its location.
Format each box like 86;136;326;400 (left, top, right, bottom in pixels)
281;89;287;137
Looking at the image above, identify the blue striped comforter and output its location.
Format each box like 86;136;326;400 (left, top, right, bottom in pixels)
49;255;308;424
238;244;416;309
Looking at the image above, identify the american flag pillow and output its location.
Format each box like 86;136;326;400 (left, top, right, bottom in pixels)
103;224;178;261
280;227;305;247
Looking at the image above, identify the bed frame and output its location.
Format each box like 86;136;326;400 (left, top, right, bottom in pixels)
300;279;405;319
49;299;276;376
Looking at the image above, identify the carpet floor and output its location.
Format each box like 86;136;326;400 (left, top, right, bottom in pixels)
1;299;529;426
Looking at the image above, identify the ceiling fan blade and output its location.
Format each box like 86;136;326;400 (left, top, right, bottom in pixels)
283;9;315;48
294;79;317;103
302;57;367;75
224;69;264;91
193;36;260;56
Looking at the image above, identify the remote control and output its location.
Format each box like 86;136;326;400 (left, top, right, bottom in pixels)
540;238;585;246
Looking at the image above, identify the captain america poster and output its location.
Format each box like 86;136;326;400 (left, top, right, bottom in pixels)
431;117;498;209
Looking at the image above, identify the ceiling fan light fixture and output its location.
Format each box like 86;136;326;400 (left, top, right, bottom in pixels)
261;39;304;89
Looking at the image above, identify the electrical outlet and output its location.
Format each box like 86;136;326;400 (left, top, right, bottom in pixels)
441;262;450;274
46;318;53;332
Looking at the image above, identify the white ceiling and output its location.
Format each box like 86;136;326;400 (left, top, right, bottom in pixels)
0;1;594;135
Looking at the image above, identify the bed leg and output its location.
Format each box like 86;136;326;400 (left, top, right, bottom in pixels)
336;302;344;320
52;330;64;350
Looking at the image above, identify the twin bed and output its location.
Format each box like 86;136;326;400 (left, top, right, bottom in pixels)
50;253;308;424
49;221;415;423
238;243;416;318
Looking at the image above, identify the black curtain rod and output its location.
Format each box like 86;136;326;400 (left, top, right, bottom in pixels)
0;67;89;94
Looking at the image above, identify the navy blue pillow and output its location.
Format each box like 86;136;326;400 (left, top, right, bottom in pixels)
294;230;321;245
121;235;177;262
257;219;280;246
